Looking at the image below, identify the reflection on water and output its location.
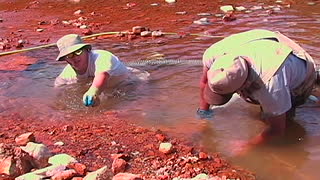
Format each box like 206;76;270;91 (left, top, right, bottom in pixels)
1;1;320;180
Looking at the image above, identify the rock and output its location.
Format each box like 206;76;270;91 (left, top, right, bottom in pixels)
273;7;281;11
193;18;211;25
21;142;52;168
67;163;87;176
112;173;143;180
159;143;173;154
175;11;187;15
152;30;163;37
82;29;93;35
251;6;263;11
192;173;209;179
222;12;236;22
197;13;212;16
63;125;73;132
83;166;110;180
54;141;64;146
112;158;127;174
150;3;160;6
15;173;44;180
0;145;34;177
72;177;83;180
62;20;71;25
155;134;166;142
198;152;208;160
235;6;246;11
165;0;176;3
307;2;316;6
51;169;77;180
132;26;147;35
220;5;234;13
36;28;44;32
16;165;62;180
126;2;137;8
74;10;84;15
79;25;88;29
45;165;66;176
48;154;77;166
141;31;152;37
0;18;3;23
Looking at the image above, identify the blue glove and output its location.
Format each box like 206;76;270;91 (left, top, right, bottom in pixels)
196;108;214;119
83;87;99;106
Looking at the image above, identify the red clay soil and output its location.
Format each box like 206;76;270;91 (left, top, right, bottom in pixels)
0;0;257;179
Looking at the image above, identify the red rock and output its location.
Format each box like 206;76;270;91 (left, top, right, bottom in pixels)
72;177;83;180
155;134;166;142
112;173;143;180
132;26;146;35
52;169;77;180
67;163;87;176
112;158;127;174
15;132;35;146
199;152;208;160
111;153;129;161
0;145;34;177
63;125;73;132
222;12;236;22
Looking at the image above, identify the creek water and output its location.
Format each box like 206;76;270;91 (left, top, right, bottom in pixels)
1;1;320;180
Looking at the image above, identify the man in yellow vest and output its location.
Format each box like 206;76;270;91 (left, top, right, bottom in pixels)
198;29;316;151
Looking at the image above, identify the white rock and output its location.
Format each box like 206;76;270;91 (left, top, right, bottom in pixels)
48;154;77;166
273;7;281;11
21;142;52;168
54;141;64;146
141;31;152;37
62;20;71;25
159;142;173;154
193;18;211;25
74;9;83;15
235;6;246;11
192;173;209;179
152;30;163;37
220;5;234;13
79;25;88;29
36;28;44;32
84;166;108;180
197;12;212;16
150;3;160;6
16;165;60;180
251;6;263;11
165;0;176;3
176;11;187;15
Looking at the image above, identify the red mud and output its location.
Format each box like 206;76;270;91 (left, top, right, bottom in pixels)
0;0;258;179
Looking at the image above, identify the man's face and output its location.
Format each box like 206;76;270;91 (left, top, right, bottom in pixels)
64;48;89;75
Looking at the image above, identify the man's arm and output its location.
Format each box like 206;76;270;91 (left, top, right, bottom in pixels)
82;72;110;106
54;65;78;87
199;66;210;110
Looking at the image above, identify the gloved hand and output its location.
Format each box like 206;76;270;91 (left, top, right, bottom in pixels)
83;86;100;106
196;108;214;119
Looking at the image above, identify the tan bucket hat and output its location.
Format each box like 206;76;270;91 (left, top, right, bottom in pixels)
204;83;233;105
205;56;248;104
56;34;91;61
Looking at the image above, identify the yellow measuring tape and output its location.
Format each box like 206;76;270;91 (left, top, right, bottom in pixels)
0;31;224;57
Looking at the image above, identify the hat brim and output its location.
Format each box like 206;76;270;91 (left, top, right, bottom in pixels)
204;84;233;105
56;44;91;61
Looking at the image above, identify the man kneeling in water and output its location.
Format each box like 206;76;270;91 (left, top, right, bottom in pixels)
198;29;317;152
54;34;132;106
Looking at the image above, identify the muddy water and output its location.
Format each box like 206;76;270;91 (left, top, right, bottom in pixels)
1;1;320;179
